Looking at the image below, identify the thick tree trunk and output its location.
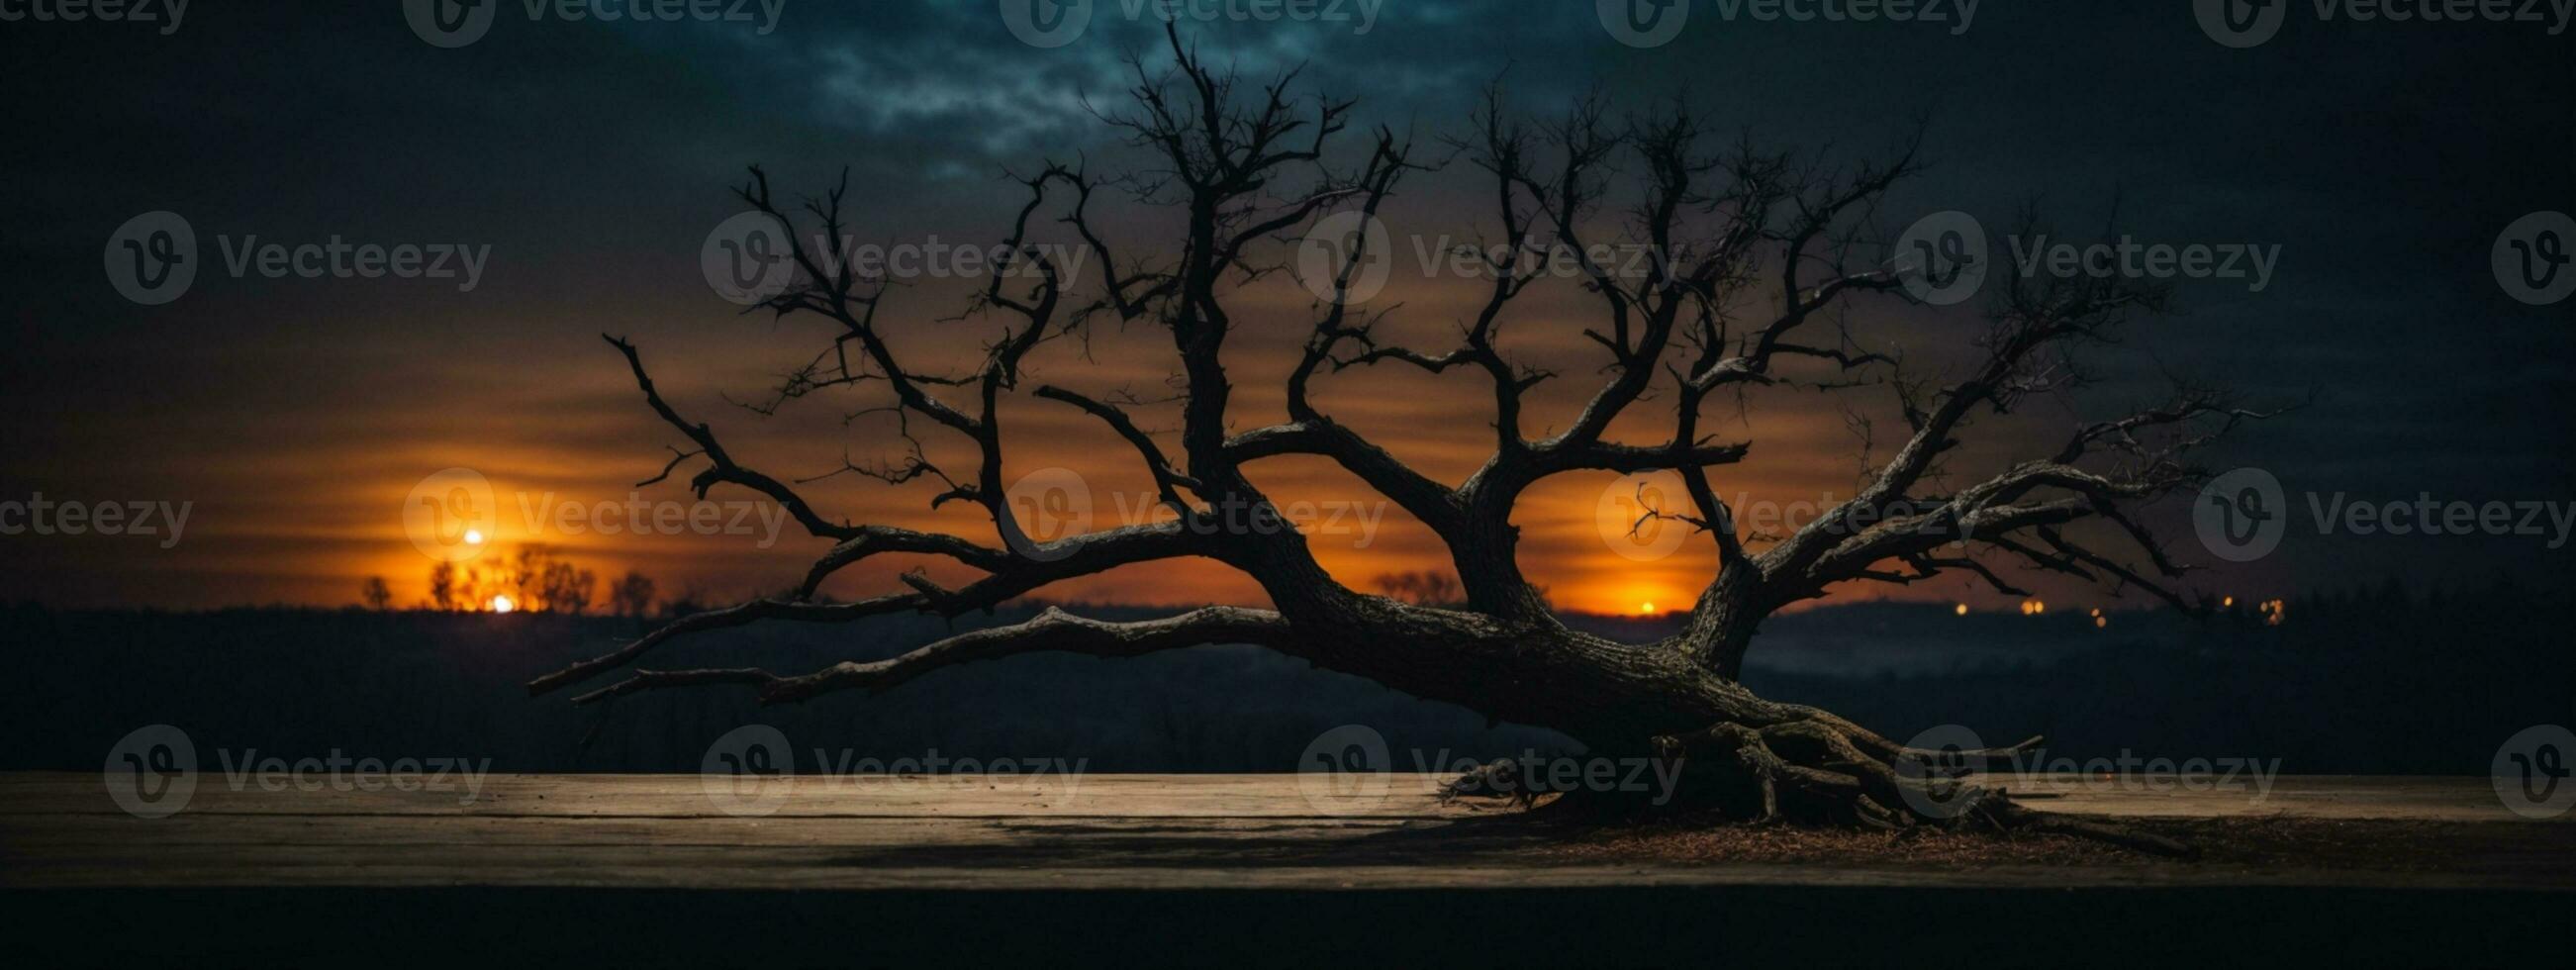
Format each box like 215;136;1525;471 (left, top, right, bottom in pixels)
1248;597;2189;855
1294;618;1761;753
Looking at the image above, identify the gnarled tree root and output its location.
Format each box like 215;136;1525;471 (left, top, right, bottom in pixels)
1441;719;2197;859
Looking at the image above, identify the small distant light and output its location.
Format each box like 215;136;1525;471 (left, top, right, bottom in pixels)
1955;604;1969;617
2094;616;2108;629
2223;596;2236;608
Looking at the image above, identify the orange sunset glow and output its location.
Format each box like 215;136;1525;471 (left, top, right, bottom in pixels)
21;254;2095;616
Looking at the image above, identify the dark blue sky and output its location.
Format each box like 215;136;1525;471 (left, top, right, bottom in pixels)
1;1;2569;608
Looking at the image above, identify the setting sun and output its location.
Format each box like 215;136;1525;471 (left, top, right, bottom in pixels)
489;595;516;614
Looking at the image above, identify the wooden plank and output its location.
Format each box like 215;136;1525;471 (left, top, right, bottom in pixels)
5;772;2540;820
4;773;2566;892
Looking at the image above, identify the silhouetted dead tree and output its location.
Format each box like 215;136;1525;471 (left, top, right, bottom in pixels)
531;29;2272;853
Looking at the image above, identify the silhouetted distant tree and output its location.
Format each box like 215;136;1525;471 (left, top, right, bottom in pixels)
533;28;2274;854
609;570;657;620
1373;570;1461;608
505;547;546;611
360;576;394;612
659;584;712;621
539;560;597;615
428;562;458;612
421;546;609;613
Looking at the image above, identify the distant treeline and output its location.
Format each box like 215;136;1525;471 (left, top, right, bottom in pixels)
0;579;2564;774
